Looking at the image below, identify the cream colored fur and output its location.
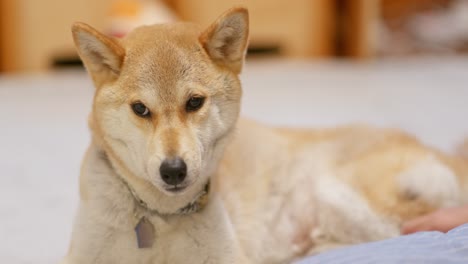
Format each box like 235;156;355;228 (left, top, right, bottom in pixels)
63;7;468;264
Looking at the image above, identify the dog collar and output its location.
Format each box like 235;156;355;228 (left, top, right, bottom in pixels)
131;180;210;248
127;178;211;216
126;177;210;249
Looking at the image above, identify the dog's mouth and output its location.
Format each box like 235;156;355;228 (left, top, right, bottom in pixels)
164;185;188;193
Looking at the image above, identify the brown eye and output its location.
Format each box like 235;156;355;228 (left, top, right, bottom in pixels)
186;96;205;112
131;102;150;117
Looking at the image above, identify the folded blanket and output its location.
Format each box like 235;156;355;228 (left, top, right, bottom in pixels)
296;224;468;264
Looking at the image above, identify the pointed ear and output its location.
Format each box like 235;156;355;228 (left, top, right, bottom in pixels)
199;8;249;74
71;22;125;87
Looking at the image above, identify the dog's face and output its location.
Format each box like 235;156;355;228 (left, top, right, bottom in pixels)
72;9;248;200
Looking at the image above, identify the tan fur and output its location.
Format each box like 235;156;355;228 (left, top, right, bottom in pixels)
64;7;468;264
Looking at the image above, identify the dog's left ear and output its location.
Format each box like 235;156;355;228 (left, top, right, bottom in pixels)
200;7;249;74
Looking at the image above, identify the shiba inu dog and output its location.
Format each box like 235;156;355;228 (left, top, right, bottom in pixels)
64;7;468;264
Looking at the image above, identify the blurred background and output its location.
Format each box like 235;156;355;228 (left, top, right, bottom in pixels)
2;1;468;263
1;0;468;72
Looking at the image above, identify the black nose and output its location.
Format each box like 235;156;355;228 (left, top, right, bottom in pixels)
159;157;187;186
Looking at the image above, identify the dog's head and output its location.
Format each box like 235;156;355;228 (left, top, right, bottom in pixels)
72;8;248;212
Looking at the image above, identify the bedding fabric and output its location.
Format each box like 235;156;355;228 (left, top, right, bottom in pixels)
296;224;468;264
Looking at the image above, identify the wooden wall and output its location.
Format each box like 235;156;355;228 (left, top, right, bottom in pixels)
0;0;113;72
0;0;18;72
0;0;381;72
171;0;336;58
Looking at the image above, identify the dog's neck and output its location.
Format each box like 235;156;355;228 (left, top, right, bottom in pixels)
97;147;210;217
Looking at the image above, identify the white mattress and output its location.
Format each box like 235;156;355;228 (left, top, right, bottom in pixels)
1;57;468;263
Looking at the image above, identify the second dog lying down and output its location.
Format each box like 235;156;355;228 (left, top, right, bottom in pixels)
63;7;468;264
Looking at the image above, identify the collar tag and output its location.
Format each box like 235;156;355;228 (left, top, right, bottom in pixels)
135;216;155;248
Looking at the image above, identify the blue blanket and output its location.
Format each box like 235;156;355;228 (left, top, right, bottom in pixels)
297;224;468;264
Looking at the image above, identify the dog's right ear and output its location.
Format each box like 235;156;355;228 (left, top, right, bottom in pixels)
71;22;125;87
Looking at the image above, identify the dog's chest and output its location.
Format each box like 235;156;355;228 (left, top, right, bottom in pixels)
96;208;232;264
91;216;168;263
93;216;204;263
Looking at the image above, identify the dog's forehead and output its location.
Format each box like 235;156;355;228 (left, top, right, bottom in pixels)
122;23;205;77
120;23;210;98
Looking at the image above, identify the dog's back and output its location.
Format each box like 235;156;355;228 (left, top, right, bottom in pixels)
217;119;468;262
